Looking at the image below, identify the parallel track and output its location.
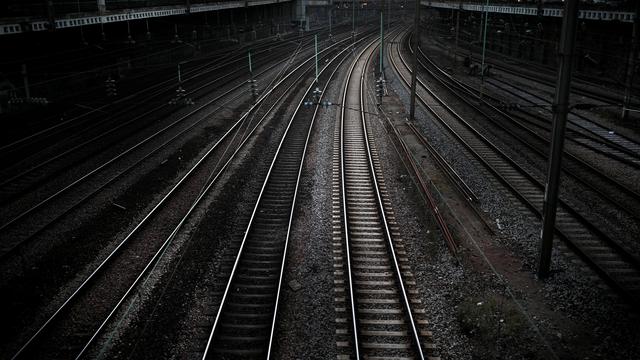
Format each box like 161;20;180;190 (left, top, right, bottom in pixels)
429;28;639;106
411;37;640;223
0;42;306;261
335;31;437;359
483;74;640;168
8;34;353;359
390;30;640;307
0;30;317;166
0;37;308;205
417;36;640;170
200;35;355;360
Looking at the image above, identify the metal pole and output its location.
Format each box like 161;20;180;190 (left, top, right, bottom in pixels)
315;34;319;84
409;0;420;121
352;0;356;50
178;63;182;83
453;8;460;72
248;50;253;75
329;2;332;36
538;0;580;279
352;0;355;33
21;64;30;99
622;2;640;121
479;0;490;99
47;0;56;31
380;9;384;76
387;0;390;32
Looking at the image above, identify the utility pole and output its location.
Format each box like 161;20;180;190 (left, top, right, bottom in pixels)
387;0;390;33
538;0;580;279
248;50;258;103
479;0;490;99
409;0;421;121
622;2;640;121
380;0;385;77
315;34;319;84
352;0;356;50
21;64;30;99
453;7;460;72
329;0;333;39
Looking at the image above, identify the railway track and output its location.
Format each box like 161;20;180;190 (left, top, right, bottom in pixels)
0;32;356;264
331;31;438;359
6;31;358;358
410;37;640;225
0;30;316;167
0;43;303;262
416;37;640;172
482;75;640;168
389;29;640;307
0;35;312;206
429;28;639;107
200;32;357;360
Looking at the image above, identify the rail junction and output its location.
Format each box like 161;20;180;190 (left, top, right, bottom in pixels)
1;0;639;359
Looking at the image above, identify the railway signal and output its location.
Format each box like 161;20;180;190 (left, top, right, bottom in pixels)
169;85;193;105
248;79;259;102
169;63;193;105
248;50;260;103
303;87;324;107
375;77;386;105
105;76;117;97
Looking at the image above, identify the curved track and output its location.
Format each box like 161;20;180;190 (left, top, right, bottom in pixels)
200;34;355;360
333;31;438;359
7;33;353;359
410;39;640;223
390;29;640;308
0;37;308;206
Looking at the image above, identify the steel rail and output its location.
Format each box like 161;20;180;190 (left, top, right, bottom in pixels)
406;122;478;203
0;31;317;158
410;39;640;221
10;36;350;359
359;37;426;360
483;76;640;164
0;50;303;261
339;31;426;359
0;39;306;198
265;49;350;360
339;41;364;360
75;41;353;360
398;32;640;268
430;29;638;107
201;36;358;360
405;120;495;237
415;40;640;167
390;30;640;307
0;34;354;255
376;88;462;259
